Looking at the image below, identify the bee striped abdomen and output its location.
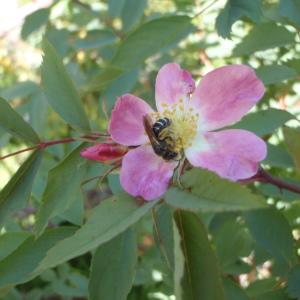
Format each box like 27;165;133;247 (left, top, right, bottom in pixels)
152;118;171;137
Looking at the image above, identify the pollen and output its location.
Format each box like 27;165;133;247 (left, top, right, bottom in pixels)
158;101;199;152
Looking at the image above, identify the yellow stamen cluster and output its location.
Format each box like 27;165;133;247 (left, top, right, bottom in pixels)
151;99;199;153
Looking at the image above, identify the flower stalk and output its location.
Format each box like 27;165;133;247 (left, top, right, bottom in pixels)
0;133;108;160
241;167;300;195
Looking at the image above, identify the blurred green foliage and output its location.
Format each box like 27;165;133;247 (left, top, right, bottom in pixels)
0;0;300;299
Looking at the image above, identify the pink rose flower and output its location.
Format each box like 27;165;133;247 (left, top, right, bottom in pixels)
82;63;267;201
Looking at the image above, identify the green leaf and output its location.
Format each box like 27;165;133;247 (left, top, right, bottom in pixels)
0;81;39;100
246;278;280;297
152;204;174;270
0;232;31;261
0;151;43;226
174;210;226;300
256;64;297;85
28;90;48;136
165;169;266;212
259;182;300;202
283;127;300;171
286;58;300;75
85;66;123;92
21;8;50;39
41;39;90;132
73;30;117;49
108;0;126;17
0;286;15;298
264;143;294;168
232;108;295;136
59;195;84;226
108;174;124;195
216;0;262;38
223;278;250;300
111;15;193;69
35;194;157;272
88;228;137;300
244;208;295;272
35;144;87;236
45;28;69;57
213;220;252;274
233;22;295;56
102;68;139;112
279;0;300;29
255;289;290;300
0;227;76;288
0;97;40;144
287;265;300;298
121;0;147;31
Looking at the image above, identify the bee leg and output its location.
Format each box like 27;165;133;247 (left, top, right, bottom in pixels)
173;158;185;188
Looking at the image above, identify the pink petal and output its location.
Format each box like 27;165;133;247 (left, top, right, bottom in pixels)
108;94;154;146
155;63;195;112
120;145;177;201
185;129;267;181
191;65;265;131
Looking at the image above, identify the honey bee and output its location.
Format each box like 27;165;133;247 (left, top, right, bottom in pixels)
143;115;180;161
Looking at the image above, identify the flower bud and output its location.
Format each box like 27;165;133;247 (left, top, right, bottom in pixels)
80;141;128;165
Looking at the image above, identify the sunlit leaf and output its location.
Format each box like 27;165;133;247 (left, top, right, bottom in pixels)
21;8;50;39
35;194;156;272
41;39;90;132
0;97;40;144
165;169;266;212
233;23;295;56
111;15;193;69
256;64;297;85
232;108;295;136
0;151;43;226
216;0;262;38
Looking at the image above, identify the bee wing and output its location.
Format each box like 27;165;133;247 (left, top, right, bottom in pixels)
143;115;161;147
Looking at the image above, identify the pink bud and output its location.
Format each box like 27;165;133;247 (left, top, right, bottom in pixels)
80;141;128;165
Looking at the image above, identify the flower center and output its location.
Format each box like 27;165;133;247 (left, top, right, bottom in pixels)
152;99;199;153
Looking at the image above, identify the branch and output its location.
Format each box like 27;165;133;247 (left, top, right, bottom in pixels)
194;0;219;18
240;167;300;195
0;133;108;160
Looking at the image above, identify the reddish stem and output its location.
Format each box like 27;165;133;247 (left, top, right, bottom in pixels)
0;146;39;160
38;137;77;149
0;134;107;160
241;167;300;195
